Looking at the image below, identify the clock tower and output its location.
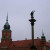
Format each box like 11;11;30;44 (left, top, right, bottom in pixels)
1;14;12;47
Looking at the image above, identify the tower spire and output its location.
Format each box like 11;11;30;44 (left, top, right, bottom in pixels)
42;29;44;36
6;13;8;22
3;13;10;30
41;30;46;41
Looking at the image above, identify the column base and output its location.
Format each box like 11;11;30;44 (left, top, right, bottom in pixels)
30;45;37;50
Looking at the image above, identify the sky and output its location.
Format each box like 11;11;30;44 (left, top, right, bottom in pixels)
0;0;50;42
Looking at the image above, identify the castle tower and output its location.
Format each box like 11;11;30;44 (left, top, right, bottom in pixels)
1;14;12;47
41;31;46;41
41;31;46;46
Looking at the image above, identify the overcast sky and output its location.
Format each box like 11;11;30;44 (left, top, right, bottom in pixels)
0;0;50;42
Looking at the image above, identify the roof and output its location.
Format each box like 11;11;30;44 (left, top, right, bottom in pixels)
0;39;50;48
46;42;50;46
8;39;42;48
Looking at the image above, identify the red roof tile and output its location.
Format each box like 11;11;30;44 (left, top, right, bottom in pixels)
46;42;50;46
8;39;42;47
8;39;50;48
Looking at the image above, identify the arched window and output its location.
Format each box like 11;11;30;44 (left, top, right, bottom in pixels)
18;48;20;50
41;48;42;50
26;47;28;50
15;48;17;50
22;48;24;50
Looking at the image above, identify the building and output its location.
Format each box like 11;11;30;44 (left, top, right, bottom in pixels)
0;14;50;50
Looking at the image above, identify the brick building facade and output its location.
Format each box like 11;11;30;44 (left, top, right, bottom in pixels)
0;14;50;50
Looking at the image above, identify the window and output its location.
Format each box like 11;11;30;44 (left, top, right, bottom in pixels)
36;48;37;50
41;48;42;50
3;40;5;43
15;48;17;50
22;48;24;50
26;48;28;50
18;48;20;50
4;36;6;38
11;48;12;50
0;48;1;50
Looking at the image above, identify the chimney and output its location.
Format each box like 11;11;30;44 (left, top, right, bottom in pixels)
48;40;50;44
37;37;40;39
25;38;27;40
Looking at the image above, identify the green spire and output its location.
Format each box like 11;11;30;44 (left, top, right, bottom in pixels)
41;30;46;41
5;13;9;25
6;13;8;22
42;30;44;36
4;13;10;30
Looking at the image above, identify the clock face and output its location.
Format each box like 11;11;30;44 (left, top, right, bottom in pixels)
4;32;6;35
3;40;5;43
